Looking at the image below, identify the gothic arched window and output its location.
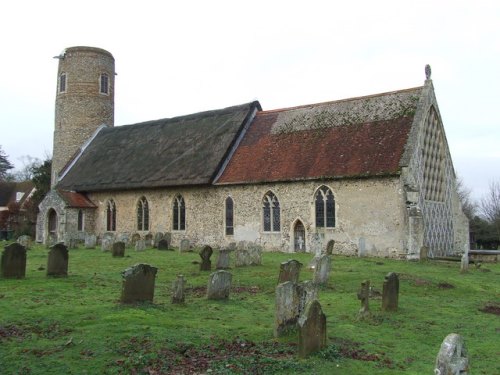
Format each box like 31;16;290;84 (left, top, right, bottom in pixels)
263;191;280;232
137;196;149;231
77;209;84;231
315;186;335;228
173;195;185;231
106;199;116;231
225;196;234;236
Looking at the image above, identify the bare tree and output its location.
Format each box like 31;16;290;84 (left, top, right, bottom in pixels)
480;181;500;241
456;176;476;221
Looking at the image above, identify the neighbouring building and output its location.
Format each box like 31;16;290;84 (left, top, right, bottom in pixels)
36;46;469;258
0;181;36;239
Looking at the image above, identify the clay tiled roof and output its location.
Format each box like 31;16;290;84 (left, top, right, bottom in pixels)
217;87;422;184
57;190;96;208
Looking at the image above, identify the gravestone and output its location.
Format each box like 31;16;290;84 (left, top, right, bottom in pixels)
135;239;146;252
17;235;32;250
117;233;130;246
46;233;57;248
274;281;300;337
120;264;158;304
298;300;327;358
297;280;319;317
247;244;262;265
434;333;469;375
144;233;153;247
309;233;322;256
101;237;114;252
84;233;97;249
1;243;26;279
66;236;79;249
171;274;186;304
112;241;125;257
308;255;320;270
420;246;429;260
47;243;69;277
382;272;399;311
227;242;237;251
216;249;231;269
130;233;141;248
207;270;232;300
325;240;335;255
460;253;469;273
234;248;251;267
157;238;169;250
358;237;366;257
278;259;302;284
153;232;164;248
237;241;248;250
179;239;190;252
313;255;331;285
357;280;371;319
199;245;213;271
163;232;172;247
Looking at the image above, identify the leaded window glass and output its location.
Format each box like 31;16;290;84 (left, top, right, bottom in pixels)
106;200;116;231
315;186;335;228
225;197;234;235
137;196;149;231
173;195;185;231
263;192;280;232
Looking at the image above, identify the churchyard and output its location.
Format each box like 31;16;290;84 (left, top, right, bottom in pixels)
0;241;498;374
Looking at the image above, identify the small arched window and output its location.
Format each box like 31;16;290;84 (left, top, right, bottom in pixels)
100;73;109;94
225;197;234;236
77;209;84;231
137;196;149;231
315;186;335;228
173;195;185;231
59;73;67;93
263;191;280;232
48;209;57;234
106;199;116;231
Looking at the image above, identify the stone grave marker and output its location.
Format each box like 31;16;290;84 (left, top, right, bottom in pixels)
313;255;331;286
247;244;262;265
199;245;213;271
274;281;300;337
298;300;327;358
237;241;248;250
382;272;399;311
357;280;371;319
278;259;302;284
1;243;27;279
157;238;170;250
358;237;366;257
460;252;469;273
434;333;469;375
309;233;322;256
117;233;130;246
144;233;153;247
164;232;172;247
227;242;237;251
325;240;335;255
297;280;319;317
46;233;57;248
216;249;231;269
153;232;164;248
47;243;69;277
171;274;186;304
120;264;157;304
207;270;232;300
112;241;125;257
234;248;251;267
179;239;190;252
420;246;429;260
130;233;141;248
66;236;79;249
84;233;97;249
135;239;146;252
101;237;114;252
17;235;32;250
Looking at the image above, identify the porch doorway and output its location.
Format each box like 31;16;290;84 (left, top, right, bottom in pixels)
294;220;306;252
48;209;57;235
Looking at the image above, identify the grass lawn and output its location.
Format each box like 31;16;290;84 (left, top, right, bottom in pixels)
0;242;499;374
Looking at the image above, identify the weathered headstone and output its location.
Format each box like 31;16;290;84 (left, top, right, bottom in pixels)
227;242;237;251
135;239;146;252
101;237;114;252
1;243;26;279
153;232;164;248
313;255;331;285
382;272;399;311
308;255;320;270
67;236;79;249
47;243;69;277
84;233;97;249
120;264;158;304
117;233;130;246
235;248;251;267
163;232;172;247
420;245;429;260
460;252;469;273
199;245;213;271
278;259;302;284
274;281;300;337
358;237;366;257
237;241;248;250
309;233;323;256
144;233;153;247
325;240;335;255
130;233;141;248
207;270;232;300
157;238;169;250
216;249;231;269
247;244;262;265
357;280;371;319
112;241;125;257
434;333;469;375
179;239;190;252
298;300;327;358
297;280;319;317
171;274;186;304
17;235;32;250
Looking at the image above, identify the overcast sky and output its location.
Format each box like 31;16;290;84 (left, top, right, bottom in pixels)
1;0;498;201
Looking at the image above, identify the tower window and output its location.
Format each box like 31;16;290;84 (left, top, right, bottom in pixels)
59;73;66;93
100;73;109;95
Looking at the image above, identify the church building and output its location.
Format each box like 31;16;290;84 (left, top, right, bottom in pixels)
36;46;469;259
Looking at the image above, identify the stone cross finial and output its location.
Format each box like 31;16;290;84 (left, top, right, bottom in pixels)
425;64;432;80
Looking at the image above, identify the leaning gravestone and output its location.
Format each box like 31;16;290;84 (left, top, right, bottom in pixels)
278;259;302;284
1;243;26;279
157;238;169;250
434;333;469;375
17;235;32;250
179;239;190;252
47;243;69;277
382;272;399;311
84;233;97;249
120;264;158;304
274;281;300;337
216;249;231;269
357;280;371;319
325;240;335;255
171;274;186;304
153;232;164;248
298;300;327;358
207;270;232;300
297;280;319;317
135;239;146;252
313;255;331;286
199;245;213;271
112;241;125;257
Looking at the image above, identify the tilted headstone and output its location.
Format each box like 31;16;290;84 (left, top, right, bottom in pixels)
382;272;399;312
274;281;300;337
234;248;252;267
434;333;469;375
171;274;186;304
84;233;97;249
101;237;114;252
117;233;130;246
179;239;190;252
216;249;231;269
357;280;371;319
247;244;262;265
207;270;232;300
130;233;141;248
17;235;32;250
157;238;169;250
297;280;319;317
460;253;469;273
153;232;164;248
313;255;331;286
278;259;302;284
120;263;158;304
199;245;213;271
144;233;153;247
135;239;146;252
112;241;125;257
325;240;335;255
1;243;27;279
47;243;69;277
298;300;327;358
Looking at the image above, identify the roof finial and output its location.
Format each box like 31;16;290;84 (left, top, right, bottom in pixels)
425;64;431;80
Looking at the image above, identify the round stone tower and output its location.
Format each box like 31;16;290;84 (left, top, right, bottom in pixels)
52;46;115;187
